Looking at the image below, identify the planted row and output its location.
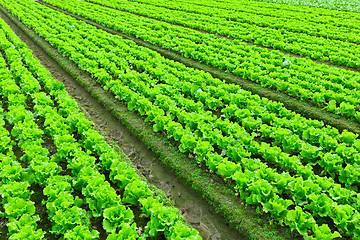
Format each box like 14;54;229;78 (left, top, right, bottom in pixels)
92;0;360;44
248;0;360;13
141;0;360;27
186;0;360;19
0;15;201;239
10;0;360;191
2;34;98;238
4;1;360;238
0;97;44;239
37;0;360;122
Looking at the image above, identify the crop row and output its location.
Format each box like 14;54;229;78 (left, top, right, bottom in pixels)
4;0;360;238
82;0;360;67
38;0;360;122
53;0;360;70
11;0;360;195
31;0;359;172
105;0;360;44
0;58;45;239
183;0;360;19
0;15;200;239
243;0;360;13
150;0;359;29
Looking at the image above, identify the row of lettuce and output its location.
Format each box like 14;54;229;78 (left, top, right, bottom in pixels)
4;0;360;238
100;0;360;44
0;56;44;239
248;0;360;13
38;0;360;123
150;0;360;29
182;0;360;19
0;16;200;240
79;0;360;68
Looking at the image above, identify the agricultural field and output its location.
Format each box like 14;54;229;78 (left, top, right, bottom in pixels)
0;0;359;239
253;0;360;12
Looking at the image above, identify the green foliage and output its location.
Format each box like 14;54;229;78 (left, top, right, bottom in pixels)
4;197;36;219
145;207;181;237
122;179;152;205
168;221;202;240
263;195;293;223
8;225;44;240
63;225;99;240
305;224;341;240
107;223;138;240
285;207;315;236
103;205;134;233
3;0;360;238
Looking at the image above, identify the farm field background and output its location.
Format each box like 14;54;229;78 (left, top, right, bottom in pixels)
252;0;360;12
0;0;359;239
